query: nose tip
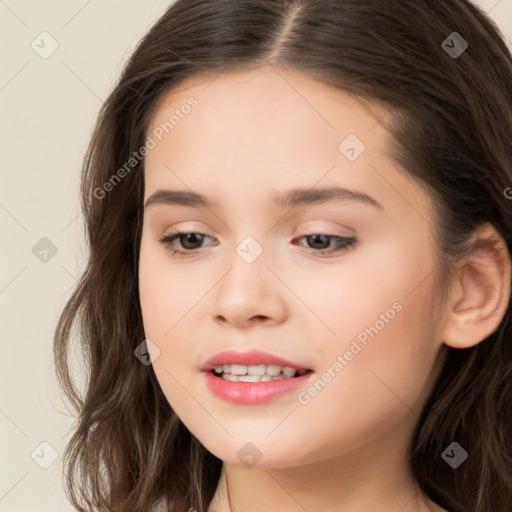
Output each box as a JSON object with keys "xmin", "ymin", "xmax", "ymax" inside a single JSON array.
[
  {"xmin": 212, "ymin": 257, "xmax": 288, "ymax": 328},
  {"xmin": 216, "ymin": 313, "xmax": 270, "ymax": 326}
]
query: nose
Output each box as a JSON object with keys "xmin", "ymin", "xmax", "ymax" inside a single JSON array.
[{"xmin": 212, "ymin": 252, "xmax": 288, "ymax": 329}]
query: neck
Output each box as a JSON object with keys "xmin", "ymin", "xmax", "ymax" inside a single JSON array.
[{"xmin": 208, "ymin": 412, "xmax": 445, "ymax": 512}]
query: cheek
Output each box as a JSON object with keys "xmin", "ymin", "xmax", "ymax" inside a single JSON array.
[
  {"xmin": 333, "ymin": 302, "xmax": 438, "ymax": 430},
  {"xmin": 286, "ymin": 283, "xmax": 439, "ymax": 464},
  {"xmin": 139, "ymin": 238, "xmax": 187, "ymax": 377},
  {"xmin": 139, "ymin": 235, "xmax": 200, "ymax": 335},
  {"xmin": 299, "ymin": 242, "xmax": 440, "ymax": 416},
  {"xmin": 138, "ymin": 234, "xmax": 212, "ymax": 384},
  {"xmin": 139, "ymin": 241, "xmax": 170, "ymax": 335}
]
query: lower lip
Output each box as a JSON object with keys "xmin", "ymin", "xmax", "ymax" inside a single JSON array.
[{"xmin": 203, "ymin": 370, "xmax": 313, "ymax": 404}]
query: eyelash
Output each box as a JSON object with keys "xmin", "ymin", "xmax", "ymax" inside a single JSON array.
[{"xmin": 158, "ymin": 231, "xmax": 358, "ymax": 257}]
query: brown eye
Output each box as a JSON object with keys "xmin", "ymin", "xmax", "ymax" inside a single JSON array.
[
  {"xmin": 158, "ymin": 232, "xmax": 357, "ymax": 257},
  {"xmin": 305, "ymin": 234, "xmax": 332, "ymax": 250},
  {"xmin": 293, "ymin": 234, "xmax": 357, "ymax": 255},
  {"xmin": 176, "ymin": 232, "xmax": 206, "ymax": 250},
  {"xmin": 159, "ymin": 232, "xmax": 215, "ymax": 255}
]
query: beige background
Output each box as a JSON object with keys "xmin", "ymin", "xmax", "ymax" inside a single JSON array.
[{"xmin": 1, "ymin": 1, "xmax": 511, "ymax": 510}]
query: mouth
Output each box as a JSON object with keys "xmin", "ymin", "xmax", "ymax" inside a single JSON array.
[
  {"xmin": 202, "ymin": 350, "xmax": 315, "ymax": 404},
  {"xmin": 210, "ymin": 364, "xmax": 313, "ymax": 382}
]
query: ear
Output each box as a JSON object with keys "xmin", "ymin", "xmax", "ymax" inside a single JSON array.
[{"xmin": 442, "ymin": 222, "xmax": 511, "ymax": 349}]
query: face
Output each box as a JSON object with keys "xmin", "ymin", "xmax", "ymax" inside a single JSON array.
[{"xmin": 139, "ymin": 65, "xmax": 447, "ymax": 468}]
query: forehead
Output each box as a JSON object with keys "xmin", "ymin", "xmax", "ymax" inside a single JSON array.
[
  {"xmin": 147, "ymin": 65, "xmax": 387, "ymax": 140},
  {"xmin": 143, "ymin": 65, "xmax": 431, "ymax": 223},
  {"xmin": 145, "ymin": 66, "xmax": 388, "ymax": 176}
]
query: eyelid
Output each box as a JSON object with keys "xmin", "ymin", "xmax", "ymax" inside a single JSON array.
[
  {"xmin": 158, "ymin": 230, "xmax": 358, "ymax": 258},
  {"xmin": 297, "ymin": 220, "xmax": 356, "ymax": 237}
]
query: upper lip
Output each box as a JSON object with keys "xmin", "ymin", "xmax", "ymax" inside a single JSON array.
[{"xmin": 201, "ymin": 349, "xmax": 311, "ymax": 372}]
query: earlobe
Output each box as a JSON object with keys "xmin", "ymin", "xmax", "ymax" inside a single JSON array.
[{"xmin": 442, "ymin": 223, "xmax": 511, "ymax": 349}]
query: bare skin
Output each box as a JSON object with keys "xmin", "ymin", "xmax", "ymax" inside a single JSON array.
[
  {"xmin": 208, "ymin": 465, "xmax": 449, "ymax": 512},
  {"xmin": 138, "ymin": 65, "xmax": 510, "ymax": 512}
]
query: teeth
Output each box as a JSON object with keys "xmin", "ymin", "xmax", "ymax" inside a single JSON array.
[
  {"xmin": 231, "ymin": 364, "xmax": 248, "ymax": 375},
  {"xmin": 248, "ymin": 365, "xmax": 266, "ymax": 376},
  {"xmin": 266, "ymin": 365, "xmax": 282, "ymax": 376},
  {"xmin": 221, "ymin": 373, "xmax": 290, "ymax": 382},
  {"xmin": 237, "ymin": 375, "xmax": 263, "ymax": 382},
  {"xmin": 212, "ymin": 363, "xmax": 309, "ymax": 381},
  {"xmin": 222, "ymin": 373, "xmax": 240, "ymax": 382},
  {"xmin": 282, "ymin": 367, "xmax": 296, "ymax": 377}
]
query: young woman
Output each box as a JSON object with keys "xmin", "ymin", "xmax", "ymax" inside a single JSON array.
[{"xmin": 54, "ymin": 1, "xmax": 512, "ymax": 511}]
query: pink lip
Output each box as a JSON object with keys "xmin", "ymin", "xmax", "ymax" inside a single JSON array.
[
  {"xmin": 201, "ymin": 349, "xmax": 314, "ymax": 405},
  {"xmin": 203, "ymin": 371, "xmax": 313, "ymax": 405},
  {"xmin": 201, "ymin": 349, "xmax": 311, "ymax": 372}
]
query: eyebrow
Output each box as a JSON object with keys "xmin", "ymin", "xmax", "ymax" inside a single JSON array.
[{"xmin": 143, "ymin": 186, "xmax": 383, "ymax": 210}]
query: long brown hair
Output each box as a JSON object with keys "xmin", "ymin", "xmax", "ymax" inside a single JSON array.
[{"xmin": 54, "ymin": 1, "xmax": 512, "ymax": 510}]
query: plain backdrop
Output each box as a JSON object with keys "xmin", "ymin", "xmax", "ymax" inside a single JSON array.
[{"xmin": 1, "ymin": 1, "xmax": 511, "ymax": 510}]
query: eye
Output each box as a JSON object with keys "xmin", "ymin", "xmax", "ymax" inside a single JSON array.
[
  {"xmin": 158, "ymin": 232, "xmax": 357, "ymax": 257},
  {"xmin": 292, "ymin": 234, "xmax": 357, "ymax": 256},
  {"xmin": 158, "ymin": 231, "xmax": 216, "ymax": 256}
]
